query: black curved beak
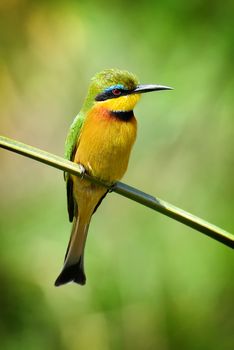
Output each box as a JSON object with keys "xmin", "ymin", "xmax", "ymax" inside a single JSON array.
[{"xmin": 132, "ymin": 84, "xmax": 173, "ymax": 94}]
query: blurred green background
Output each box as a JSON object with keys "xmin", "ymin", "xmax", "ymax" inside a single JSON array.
[{"xmin": 0, "ymin": 0, "xmax": 233, "ymax": 349}]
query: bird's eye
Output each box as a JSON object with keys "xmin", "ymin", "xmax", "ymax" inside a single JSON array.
[{"xmin": 112, "ymin": 88, "xmax": 121, "ymax": 96}]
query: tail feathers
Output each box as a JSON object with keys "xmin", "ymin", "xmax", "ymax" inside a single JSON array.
[
  {"xmin": 54, "ymin": 255, "xmax": 86, "ymax": 286},
  {"xmin": 55, "ymin": 210, "xmax": 90, "ymax": 287}
]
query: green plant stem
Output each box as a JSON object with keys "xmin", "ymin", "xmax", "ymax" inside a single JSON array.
[{"xmin": 0, "ymin": 135, "xmax": 233, "ymax": 249}]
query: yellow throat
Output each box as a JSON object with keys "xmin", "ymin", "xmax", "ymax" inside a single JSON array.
[{"xmin": 97, "ymin": 93, "xmax": 141, "ymax": 112}]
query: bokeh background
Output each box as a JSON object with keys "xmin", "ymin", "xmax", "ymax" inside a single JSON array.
[{"xmin": 0, "ymin": 0, "xmax": 233, "ymax": 349}]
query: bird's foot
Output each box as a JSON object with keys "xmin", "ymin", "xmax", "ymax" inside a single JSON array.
[
  {"xmin": 78, "ymin": 163, "xmax": 86, "ymax": 179},
  {"xmin": 108, "ymin": 182, "xmax": 117, "ymax": 193}
]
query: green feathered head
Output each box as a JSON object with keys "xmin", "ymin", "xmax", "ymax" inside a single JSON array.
[{"xmin": 81, "ymin": 68, "xmax": 139, "ymax": 113}]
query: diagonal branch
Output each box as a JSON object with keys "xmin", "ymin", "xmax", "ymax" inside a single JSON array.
[{"xmin": 0, "ymin": 135, "xmax": 233, "ymax": 249}]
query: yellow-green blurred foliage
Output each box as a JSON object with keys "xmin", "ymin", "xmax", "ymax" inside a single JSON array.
[{"xmin": 0, "ymin": 0, "xmax": 233, "ymax": 349}]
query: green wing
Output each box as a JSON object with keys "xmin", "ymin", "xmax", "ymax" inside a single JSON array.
[
  {"xmin": 65, "ymin": 112, "xmax": 85, "ymax": 161},
  {"xmin": 65, "ymin": 112, "xmax": 85, "ymax": 222}
]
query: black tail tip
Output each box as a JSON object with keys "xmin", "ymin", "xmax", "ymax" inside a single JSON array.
[{"xmin": 54, "ymin": 261, "xmax": 86, "ymax": 287}]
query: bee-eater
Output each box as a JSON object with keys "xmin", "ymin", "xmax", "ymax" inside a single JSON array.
[{"xmin": 55, "ymin": 68, "xmax": 172, "ymax": 286}]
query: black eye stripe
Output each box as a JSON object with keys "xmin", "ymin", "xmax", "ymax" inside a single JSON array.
[
  {"xmin": 95, "ymin": 90, "xmax": 114, "ymax": 101},
  {"xmin": 95, "ymin": 88, "xmax": 131, "ymax": 101}
]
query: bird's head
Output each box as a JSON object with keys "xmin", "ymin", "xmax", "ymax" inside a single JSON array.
[{"xmin": 81, "ymin": 68, "xmax": 172, "ymax": 113}]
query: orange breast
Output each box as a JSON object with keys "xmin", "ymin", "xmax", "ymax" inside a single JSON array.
[{"xmin": 74, "ymin": 106, "xmax": 137, "ymax": 182}]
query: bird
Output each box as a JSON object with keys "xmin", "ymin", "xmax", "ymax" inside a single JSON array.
[{"xmin": 55, "ymin": 68, "xmax": 172, "ymax": 286}]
